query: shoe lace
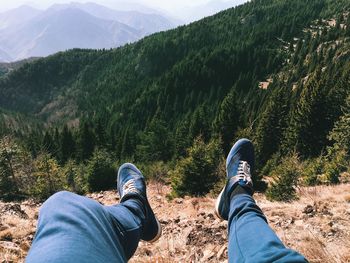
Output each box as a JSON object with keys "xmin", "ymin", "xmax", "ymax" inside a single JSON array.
[
  {"xmin": 236, "ymin": 161, "xmax": 251, "ymax": 183},
  {"xmin": 123, "ymin": 179, "xmax": 140, "ymax": 196}
]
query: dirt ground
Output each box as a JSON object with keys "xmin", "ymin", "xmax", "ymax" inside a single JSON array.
[{"xmin": 1, "ymin": 184, "xmax": 350, "ymax": 262}]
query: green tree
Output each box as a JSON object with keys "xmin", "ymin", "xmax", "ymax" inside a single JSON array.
[
  {"xmin": 42, "ymin": 131, "xmax": 57, "ymax": 155},
  {"xmin": 266, "ymin": 153, "xmax": 301, "ymax": 202},
  {"xmin": 189, "ymin": 105, "xmax": 211, "ymax": 142},
  {"xmin": 60, "ymin": 160, "xmax": 88, "ymax": 194},
  {"xmin": 0, "ymin": 138, "xmax": 19, "ymax": 199},
  {"xmin": 255, "ymin": 88, "xmax": 289, "ymax": 166},
  {"xmin": 77, "ymin": 122, "xmax": 95, "ymax": 161},
  {"xmin": 214, "ymin": 89, "xmax": 240, "ymax": 154},
  {"xmin": 283, "ymin": 72, "xmax": 329, "ymax": 157},
  {"xmin": 87, "ymin": 149, "xmax": 115, "ymax": 192},
  {"xmin": 136, "ymin": 116, "xmax": 173, "ymax": 162},
  {"xmin": 174, "ymin": 117, "xmax": 191, "ymax": 158},
  {"xmin": 0, "ymin": 136, "xmax": 32, "ymax": 199},
  {"xmin": 32, "ymin": 152, "xmax": 64, "ymax": 199},
  {"xmin": 60, "ymin": 125, "xmax": 76, "ymax": 163},
  {"xmin": 171, "ymin": 136, "xmax": 222, "ymax": 197},
  {"xmin": 328, "ymin": 94, "xmax": 350, "ymax": 154}
]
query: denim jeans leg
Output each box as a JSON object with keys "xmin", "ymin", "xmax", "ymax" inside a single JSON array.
[
  {"xmin": 26, "ymin": 191, "xmax": 143, "ymax": 263},
  {"xmin": 104, "ymin": 198, "xmax": 146, "ymax": 259},
  {"xmin": 228, "ymin": 194, "xmax": 308, "ymax": 263}
]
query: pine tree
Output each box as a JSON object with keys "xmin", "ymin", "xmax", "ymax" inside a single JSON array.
[
  {"xmin": 136, "ymin": 115, "xmax": 173, "ymax": 162},
  {"xmin": 77, "ymin": 122, "xmax": 95, "ymax": 161},
  {"xmin": 60, "ymin": 125, "xmax": 76, "ymax": 163},
  {"xmin": 96, "ymin": 119, "xmax": 107, "ymax": 148},
  {"xmin": 32, "ymin": 152, "xmax": 63, "ymax": 199},
  {"xmin": 189, "ymin": 105, "xmax": 211, "ymax": 142},
  {"xmin": 266, "ymin": 153, "xmax": 301, "ymax": 201},
  {"xmin": 171, "ymin": 136, "xmax": 222, "ymax": 197},
  {"xmin": 283, "ymin": 71, "xmax": 329, "ymax": 157},
  {"xmin": 214, "ymin": 89, "xmax": 240, "ymax": 154},
  {"xmin": 255, "ymin": 88, "xmax": 289, "ymax": 166},
  {"xmin": 42, "ymin": 131, "xmax": 56, "ymax": 155},
  {"xmin": 120, "ymin": 126, "xmax": 133, "ymax": 159},
  {"xmin": 0, "ymin": 137, "xmax": 23, "ymax": 199},
  {"xmin": 86, "ymin": 149, "xmax": 115, "ymax": 192},
  {"xmin": 328, "ymin": 94, "xmax": 350, "ymax": 153},
  {"xmin": 174, "ymin": 117, "xmax": 191, "ymax": 158}
]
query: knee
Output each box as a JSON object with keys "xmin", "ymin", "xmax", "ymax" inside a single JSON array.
[
  {"xmin": 46, "ymin": 191, "xmax": 75, "ymax": 204},
  {"xmin": 40, "ymin": 191, "xmax": 77, "ymax": 214}
]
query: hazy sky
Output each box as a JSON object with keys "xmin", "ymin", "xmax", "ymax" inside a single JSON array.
[{"xmin": 0, "ymin": 0, "xmax": 220, "ymax": 12}]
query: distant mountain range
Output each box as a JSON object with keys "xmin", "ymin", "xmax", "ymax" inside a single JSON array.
[
  {"xmin": 0, "ymin": 1, "xmax": 249, "ymax": 62},
  {"xmin": 0, "ymin": 3, "xmax": 177, "ymax": 62}
]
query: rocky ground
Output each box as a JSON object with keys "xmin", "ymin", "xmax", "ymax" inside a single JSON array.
[{"xmin": 1, "ymin": 184, "xmax": 350, "ymax": 263}]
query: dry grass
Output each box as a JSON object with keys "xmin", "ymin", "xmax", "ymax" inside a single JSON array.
[{"xmin": 1, "ymin": 183, "xmax": 350, "ymax": 262}]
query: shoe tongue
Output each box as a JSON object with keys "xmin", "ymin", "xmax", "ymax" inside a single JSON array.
[{"xmin": 241, "ymin": 161, "xmax": 250, "ymax": 175}]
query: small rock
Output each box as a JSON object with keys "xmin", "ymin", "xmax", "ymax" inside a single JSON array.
[
  {"xmin": 159, "ymin": 219, "xmax": 169, "ymax": 225},
  {"xmin": 174, "ymin": 198, "xmax": 183, "ymax": 204},
  {"xmin": 206, "ymin": 213, "xmax": 215, "ymax": 220},
  {"xmin": 199, "ymin": 212, "xmax": 206, "ymax": 217},
  {"xmin": 303, "ymin": 205, "xmax": 315, "ymax": 216}
]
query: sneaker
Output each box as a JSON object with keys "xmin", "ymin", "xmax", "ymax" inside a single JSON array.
[
  {"xmin": 117, "ymin": 163, "xmax": 162, "ymax": 242},
  {"xmin": 215, "ymin": 138, "xmax": 255, "ymax": 220}
]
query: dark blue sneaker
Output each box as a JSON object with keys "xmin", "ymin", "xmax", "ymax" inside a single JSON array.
[
  {"xmin": 215, "ymin": 139, "xmax": 255, "ymax": 220},
  {"xmin": 117, "ymin": 163, "xmax": 162, "ymax": 242}
]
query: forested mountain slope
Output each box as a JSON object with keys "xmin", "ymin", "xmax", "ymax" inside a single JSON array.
[{"xmin": 0, "ymin": 0, "xmax": 349, "ymax": 199}]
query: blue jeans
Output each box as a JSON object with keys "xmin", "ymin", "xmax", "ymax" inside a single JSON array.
[
  {"xmin": 26, "ymin": 191, "xmax": 144, "ymax": 262},
  {"xmin": 228, "ymin": 194, "xmax": 307, "ymax": 262},
  {"xmin": 27, "ymin": 191, "xmax": 307, "ymax": 263}
]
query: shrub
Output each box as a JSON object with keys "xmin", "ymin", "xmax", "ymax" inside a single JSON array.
[
  {"xmin": 138, "ymin": 161, "xmax": 169, "ymax": 182},
  {"xmin": 209, "ymin": 157, "xmax": 226, "ymax": 197},
  {"xmin": 87, "ymin": 149, "xmax": 116, "ymax": 192},
  {"xmin": 259, "ymin": 153, "xmax": 281, "ymax": 178},
  {"xmin": 32, "ymin": 153, "xmax": 65, "ymax": 200},
  {"xmin": 60, "ymin": 160, "xmax": 88, "ymax": 194},
  {"xmin": 322, "ymin": 149, "xmax": 347, "ymax": 184},
  {"xmin": 0, "ymin": 136, "xmax": 33, "ymax": 200},
  {"xmin": 171, "ymin": 136, "xmax": 222, "ymax": 197},
  {"xmin": 266, "ymin": 153, "xmax": 301, "ymax": 202},
  {"xmin": 301, "ymin": 156, "xmax": 324, "ymax": 186}
]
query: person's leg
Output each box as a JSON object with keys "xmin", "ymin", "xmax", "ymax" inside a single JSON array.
[
  {"xmin": 228, "ymin": 189, "xmax": 307, "ymax": 263},
  {"xmin": 27, "ymin": 163, "xmax": 161, "ymax": 263},
  {"xmin": 215, "ymin": 139, "xmax": 307, "ymax": 263},
  {"xmin": 26, "ymin": 191, "xmax": 143, "ymax": 262}
]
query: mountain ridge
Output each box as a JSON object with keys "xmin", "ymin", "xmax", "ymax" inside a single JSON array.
[{"xmin": 0, "ymin": 3, "xmax": 177, "ymax": 62}]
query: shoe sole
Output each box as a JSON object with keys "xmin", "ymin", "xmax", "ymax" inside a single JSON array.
[
  {"xmin": 147, "ymin": 216, "xmax": 162, "ymax": 243},
  {"xmin": 214, "ymin": 187, "xmax": 225, "ymax": 221}
]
